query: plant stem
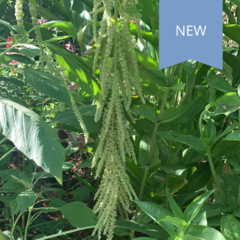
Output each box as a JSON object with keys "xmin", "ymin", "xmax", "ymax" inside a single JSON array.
[
  {"xmin": 10, "ymin": 212, "xmax": 22, "ymax": 240},
  {"xmin": 38, "ymin": 226, "xmax": 95, "ymax": 240},
  {"xmin": 24, "ymin": 208, "xmax": 32, "ymax": 240},
  {"xmin": 117, "ymin": 201, "xmax": 125, "ymax": 220},
  {"xmin": 207, "ymin": 151, "xmax": 227, "ymax": 206},
  {"xmin": 0, "ymin": 146, "xmax": 16, "ymax": 162},
  {"xmin": 0, "ymin": 137, "xmax": 7, "ymax": 145}
]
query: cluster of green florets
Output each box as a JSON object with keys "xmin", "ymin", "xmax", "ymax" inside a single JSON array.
[{"xmin": 91, "ymin": 0, "xmax": 145, "ymax": 239}]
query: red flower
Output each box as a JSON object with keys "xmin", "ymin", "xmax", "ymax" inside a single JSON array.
[
  {"xmin": 37, "ymin": 19, "xmax": 41, "ymax": 24},
  {"xmin": 6, "ymin": 36, "xmax": 12, "ymax": 48},
  {"xmin": 12, "ymin": 68, "xmax": 16, "ymax": 72},
  {"xmin": 130, "ymin": 20, "xmax": 136, "ymax": 24},
  {"xmin": 10, "ymin": 60, "xmax": 17, "ymax": 64}
]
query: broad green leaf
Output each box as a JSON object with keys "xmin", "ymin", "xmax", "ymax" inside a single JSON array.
[
  {"xmin": 205, "ymin": 92, "xmax": 240, "ymax": 117},
  {"xmin": 160, "ymin": 102, "xmax": 192, "ymax": 123},
  {"xmin": 136, "ymin": 105, "xmax": 157, "ymax": 123},
  {"xmin": 181, "ymin": 162, "xmax": 211, "ymax": 193},
  {"xmin": 116, "ymin": 220, "xmax": 168, "ymax": 239},
  {"xmin": 18, "ymin": 44, "xmax": 40, "ymax": 58},
  {"xmin": 16, "ymin": 190, "xmax": 36, "ymax": 213},
  {"xmin": 37, "ymin": 4, "xmax": 61, "ymax": 21},
  {"xmin": 135, "ymin": 49, "xmax": 158, "ymax": 69},
  {"xmin": 133, "ymin": 201, "xmax": 178, "ymax": 238},
  {"xmin": 156, "ymin": 131, "xmax": 205, "ymax": 154},
  {"xmin": 184, "ymin": 225, "xmax": 226, "ymax": 240},
  {"xmin": 173, "ymin": 95, "xmax": 207, "ymax": 124},
  {"xmin": 49, "ymin": 46, "xmax": 99, "ymax": 98},
  {"xmin": 224, "ymin": 129, "xmax": 240, "ymax": 141},
  {"xmin": 60, "ymin": 202, "xmax": 96, "ymax": 227},
  {"xmin": 223, "ymin": 2, "xmax": 236, "ymax": 24},
  {"xmin": 168, "ymin": 83, "xmax": 185, "ymax": 91},
  {"xmin": 184, "ymin": 190, "xmax": 215, "ymax": 224},
  {"xmin": 0, "ymin": 76, "xmax": 26, "ymax": 87},
  {"xmin": 138, "ymin": 133, "xmax": 159, "ymax": 166},
  {"xmin": 71, "ymin": 186, "xmax": 90, "ymax": 202},
  {"xmin": 0, "ymin": 98, "xmax": 65, "ymax": 183},
  {"xmin": 190, "ymin": 211, "xmax": 207, "ymax": 227},
  {"xmin": 203, "ymin": 75, "xmax": 235, "ymax": 93},
  {"xmin": 11, "ymin": 25, "xmax": 28, "ymax": 36},
  {"xmin": 157, "ymin": 216, "xmax": 188, "ymax": 229},
  {"xmin": 40, "ymin": 21, "xmax": 75, "ymax": 35},
  {"xmin": 138, "ymin": 66, "xmax": 165, "ymax": 98},
  {"xmin": 221, "ymin": 214, "xmax": 240, "ymax": 240},
  {"xmin": 166, "ymin": 189, "xmax": 184, "ymax": 220},
  {"xmin": 23, "ymin": 69, "xmax": 72, "ymax": 106},
  {"xmin": 52, "ymin": 105, "xmax": 101, "ymax": 133}
]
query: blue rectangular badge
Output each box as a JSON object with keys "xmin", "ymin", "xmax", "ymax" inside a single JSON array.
[{"xmin": 159, "ymin": 0, "xmax": 222, "ymax": 70}]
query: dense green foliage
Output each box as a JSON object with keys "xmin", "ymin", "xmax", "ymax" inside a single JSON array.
[{"xmin": 0, "ymin": 0, "xmax": 240, "ymax": 240}]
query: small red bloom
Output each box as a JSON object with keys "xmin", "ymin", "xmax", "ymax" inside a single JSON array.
[
  {"xmin": 6, "ymin": 36, "xmax": 12, "ymax": 48},
  {"xmin": 130, "ymin": 20, "xmax": 136, "ymax": 24},
  {"xmin": 10, "ymin": 60, "xmax": 17, "ymax": 64}
]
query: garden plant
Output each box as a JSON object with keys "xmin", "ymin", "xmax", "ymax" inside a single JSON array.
[{"xmin": 1, "ymin": 0, "xmax": 240, "ymax": 240}]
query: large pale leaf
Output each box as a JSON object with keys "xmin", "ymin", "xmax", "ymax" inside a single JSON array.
[
  {"xmin": 23, "ymin": 69, "xmax": 72, "ymax": 106},
  {"xmin": 0, "ymin": 98, "xmax": 65, "ymax": 183}
]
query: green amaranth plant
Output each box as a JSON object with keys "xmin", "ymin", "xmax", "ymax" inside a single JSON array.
[{"xmin": 91, "ymin": 0, "xmax": 145, "ymax": 239}]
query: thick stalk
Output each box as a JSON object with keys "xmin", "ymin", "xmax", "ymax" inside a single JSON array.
[{"xmin": 207, "ymin": 151, "xmax": 227, "ymax": 206}]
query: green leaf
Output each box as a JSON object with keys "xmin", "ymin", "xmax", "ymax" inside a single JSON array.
[
  {"xmin": 182, "ymin": 60, "xmax": 197, "ymax": 77},
  {"xmin": 0, "ymin": 56, "xmax": 11, "ymax": 64},
  {"xmin": 135, "ymin": 49, "xmax": 158, "ymax": 69},
  {"xmin": 157, "ymin": 216, "xmax": 188, "ymax": 229},
  {"xmin": 133, "ymin": 238, "xmax": 157, "ymax": 240},
  {"xmin": 115, "ymin": 220, "xmax": 168, "ymax": 239},
  {"xmin": 18, "ymin": 44, "xmax": 40, "ymax": 58},
  {"xmin": 205, "ymin": 92, "xmax": 240, "ymax": 117},
  {"xmin": 72, "ymin": 186, "xmax": 90, "ymax": 202},
  {"xmin": 160, "ymin": 102, "xmax": 192, "ymax": 123},
  {"xmin": 0, "ymin": 77, "xmax": 26, "ymax": 87},
  {"xmin": 136, "ymin": 105, "xmax": 157, "ymax": 123},
  {"xmin": 221, "ymin": 214, "xmax": 240, "ymax": 240},
  {"xmin": 204, "ymin": 75, "xmax": 235, "ymax": 93},
  {"xmin": 133, "ymin": 201, "xmax": 178, "ymax": 238},
  {"xmin": 49, "ymin": 46, "xmax": 99, "ymax": 98},
  {"xmin": 156, "ymin": 131, "xmax": 205, "ymax": 154},
  {"xmin": 203, "ymin": 121, "xmax": 217, "ymax": 140},
  {"xmin": 168, "ymin": 83, "xmax": 185, "ymax": 91},
  {"xmin": 184, "ymin": 225, "xmax": 226, "ymax": 240},
  {"xmin": 8, "ymin": 54, "xmax": 35, "ymax": 64},
  {"xmin": 223, "ymin": 24, "xmax": 240, "ymax": 45},
  {"xmin": 223, "ymin": 129, "xmax": 240, "ymax": 141},
  {"xmin": 23, "ymin": 69, "xmax": 72, "ymax": 106},
  {"xmin": 52, "ymin": 105, "xmax": 101, "ymax": 133},
  {"xmin": 16, "ymin": 190, "xmax": 36, "ymax": 213},
  {"xmin": 138, "ymin": 133, "xmax": 159, "ymax": 167},
  {"xmin": 60, "ymin": 202, "xmax": 96, "ymax": 227},
  {"xmin": 166, "ymin": 189, "xmax": 184, "ymax": 220},
  {"xmin": 0, "ymin": 229, "xmax": 8, "ymax": 240},
  {"xmin": 40, "ymin": 21, "xmax": 75, "ymax": 35},
  {"xmin": 0, "ymin": 98, "xmax": 65, "ymax": 183},
  {"xmin": 184, "ymin": 190, "xmax": 215, "ymax": 224}
]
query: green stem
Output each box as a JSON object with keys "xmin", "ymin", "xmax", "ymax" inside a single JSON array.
[
  {"xmin": 0, "ymin": 137, "xmax": 7, "ymax": 145},
  {"xmin": 24, "ymin": 209, "xmax": 32, "ymax": 240},
  {"xmin": 207, "ymin": 151, "xmax": 227, "ymax": 206},
  {"xmin": 117, "ymin": 201, "xmax": 125, "ymax": 220},
  {"xmin": 10, "ymin": 212, "xmax": 23, "ymax": 240},
  {"xmin": 38, "ymin": 226, "xmax": 95, "ymax": 240},
  {"xmin": 0, "ymin": 146, "xmax": 16, "ymax": 162}
]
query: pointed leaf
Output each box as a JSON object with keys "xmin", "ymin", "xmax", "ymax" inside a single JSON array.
[
  {"xmin": 0, "ymin": 98, "xmax": 65, "ymax": 183},
  {"xmin": 184, "ymin": 190, "xmax": 215, "ymax": 224},
  {"xmin": 157, "ymin": 216, "xmax": 188, "ymax": 229},
  {"xmin": 221, "ymin": 214, "xmax": 240, "ymax": 240},
  {"xmin": 23, "ymin": 69, "xmax": 72, "ymax": 106},
  {"xmin": 184, "ymin": 225, "xmax": 226, "ymax": 240},
  {"xmin": 16, "ymin": 190, "xmax": 36, "ymax": 213}
]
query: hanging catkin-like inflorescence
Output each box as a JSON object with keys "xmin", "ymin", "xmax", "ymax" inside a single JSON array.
[
  {"xmin": 15, "ymin": 0, "xmax": 24, "ymax": 29},
  {"xmin": 91, "ymin": 0, "xmax": 145, "ymax": 239},
  {"xmin": 29, "ymin": 0, "xmax": 44, "ymax": 70}
]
